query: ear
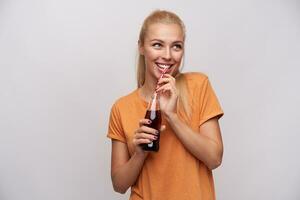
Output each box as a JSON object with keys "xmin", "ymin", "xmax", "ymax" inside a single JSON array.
[{"xmin": 138, "ymin": 40, "xmax": 144, "ymax": 55}]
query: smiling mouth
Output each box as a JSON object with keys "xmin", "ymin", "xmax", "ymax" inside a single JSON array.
[{"xmin": 156, "ymin": 63, "xmax": 173, "ymax": 71}]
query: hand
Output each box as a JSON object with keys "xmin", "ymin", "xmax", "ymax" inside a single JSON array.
[
  {"xmin": 156, "ymin": 74, "xmax": 178, "ymax": 116},
  {"xmin": 132, "ymin": 119, "xmax": 166, "ymax": 156}
]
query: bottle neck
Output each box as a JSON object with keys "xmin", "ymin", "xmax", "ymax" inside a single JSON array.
[{"xmin": 148, "ymin": 92, "xmax": 160, "ymax": 111}]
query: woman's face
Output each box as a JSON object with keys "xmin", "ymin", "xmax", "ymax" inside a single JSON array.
[{"xmin": 139, "ymin": 23, "xmax": 184, "ymax": 80}]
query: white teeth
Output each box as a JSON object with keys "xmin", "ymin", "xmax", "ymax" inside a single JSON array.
[{"xmin": 157, "ymin": 64, "xmax": 171, "ymax": 69}]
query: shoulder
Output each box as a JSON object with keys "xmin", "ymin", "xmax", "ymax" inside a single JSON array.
[
  {"xmin": 181, "ymin": 72, "xmax": 209, "ymax": 87},
  {"xmin": 111, "ymin": 89, "xmax": 139, "ymax": 111},
  {"xmin": 182, "ymin": 72, "xmax": 208, "ymax": 81}
]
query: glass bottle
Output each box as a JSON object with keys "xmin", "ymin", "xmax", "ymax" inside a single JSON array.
[{"xmin": 140, "ymin": 92, "xmax": 161, "ymax": 152}]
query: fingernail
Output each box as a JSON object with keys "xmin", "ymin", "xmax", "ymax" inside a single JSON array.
[{"xmin": 153, "ymin": 136, "xmax": 158, "ymax": 140}]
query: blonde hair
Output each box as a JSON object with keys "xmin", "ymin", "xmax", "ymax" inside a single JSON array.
[{"xmin": 136, "ymin": 10, "xmax": 191, "ymax": 119}]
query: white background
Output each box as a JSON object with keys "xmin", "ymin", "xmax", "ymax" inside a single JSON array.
[{"xmin": 0, "ymin": 0, "xmax": 299, "ymax": 199}]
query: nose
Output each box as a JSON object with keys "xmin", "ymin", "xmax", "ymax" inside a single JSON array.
[{"xmin": 162, "ymin": 47, "xmax": 172, "ymax": 60}]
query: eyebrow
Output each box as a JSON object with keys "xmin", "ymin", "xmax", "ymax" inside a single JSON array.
[{"xmin": 150, "ymin": 39, "xmax": 184, "ymax": 44}]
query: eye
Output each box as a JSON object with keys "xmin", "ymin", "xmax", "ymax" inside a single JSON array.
[
  {"xmin": 173, "ymin": 44, "xmax": 182, "ymax": 50},
  {"xmin": 152, "ymin": 43, "xmax": 162, "ymax": 48}
]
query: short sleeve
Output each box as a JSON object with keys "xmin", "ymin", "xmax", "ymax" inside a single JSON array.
[
  {"xmin": 198, "ymin": 78, "xmax": 224, "ymax": 126},
  {"xmin": 107, "ymin": 103, "xmax": 126, "ymax": 143}
]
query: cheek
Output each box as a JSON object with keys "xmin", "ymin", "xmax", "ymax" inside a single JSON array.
[
  {"xmin": 144, "ymin": 49, "xmax": 158, "ymax": 60},
  {"xmin": 174, "ymin": 52, "xmax": 184, "ymax": 62}
]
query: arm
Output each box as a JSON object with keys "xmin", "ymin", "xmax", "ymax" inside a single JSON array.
[
  {"xmin": 110, "ymin": 140, "xmax": 147, "ymax": 194},
  {"xmin": 110, "ymin": 119, "xmax": 161, "ymax": 194},
  {"xmin": 157, "ymin": 74, "xmax": 223, "ymax": 170},
  {"xmin": 165, "ymin": 114, "xmax": 223, "ymax": 170}
]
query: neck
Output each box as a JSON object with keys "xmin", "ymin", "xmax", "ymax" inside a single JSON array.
[{"xmin": 139, "ymin": 76, "xmax": 157, "ymax": 102}]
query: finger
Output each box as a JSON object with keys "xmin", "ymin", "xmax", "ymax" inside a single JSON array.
[
  {"xmin": 133, "ymin": 138, "xmax": 152, "ymax": 145},
  {"xmin": 156, "ymin": 84, "xmax": 173, "ymax": 93},
  {"xmin": 163, "ymin": 74, "xmax": 176, "ymax": 82},
  {"xmin": 156, "ymin": 78, "xmax": 170, "ymax": 91},
  {"xmin": 138, "ymin": 126, "xmax": 159, "ymax": 135},
  {"xmin": 135, "ymin": 132, "xmax": 158, "ymax": 140},
  {"xmin": 157, "ymin": 77, "xmax": 170, "ymax": 85},
  {"xmin": 158, "ymin": 77, "xmax": 176, "ymax": 85},
  {"xmin": 160, "ymin": 125, "xmax": 166, "ymax": 132},
  {"xmin": 163, "ymin": 73, "xmax": 173, "ymax": 78},
  {"xmin": 139, "ymin": 119, "xmax": 151, "ymax": 127},
  {"xmin": 158, "ymin": 82, "xmax": 178, "ymax": 94}
]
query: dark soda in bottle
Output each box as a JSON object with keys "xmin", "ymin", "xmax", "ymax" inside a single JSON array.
[{"xmin": 140, "ymin": 93, "xmax": 161, "ymax": 152}]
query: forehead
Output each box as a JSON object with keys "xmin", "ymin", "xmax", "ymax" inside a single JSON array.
[{"xmin": 145, "ymin": 23, "xmax": 184, "ymax": 42}]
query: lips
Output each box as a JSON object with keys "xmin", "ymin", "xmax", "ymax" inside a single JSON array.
[{"xmin": 156, "ymin": 63, "xmax": 173, "ymax": 73}]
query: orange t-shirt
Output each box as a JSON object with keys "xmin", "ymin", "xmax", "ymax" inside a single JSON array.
[{"xmin": 107, "ymin": 72, "xmax": 224, "ymax": 200}]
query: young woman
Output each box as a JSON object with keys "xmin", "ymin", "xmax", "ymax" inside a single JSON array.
[{"xmin": 107, "ymin": 10, "xmax": 224, "ymax": 200}]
